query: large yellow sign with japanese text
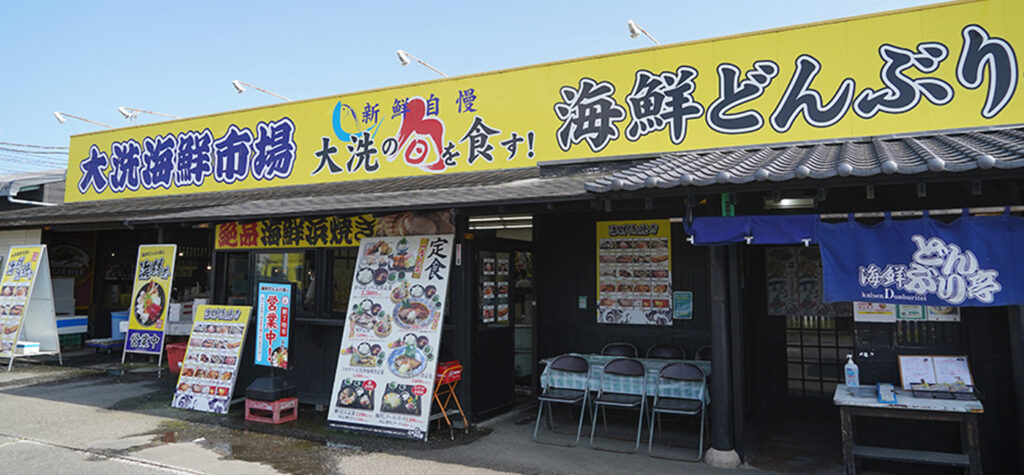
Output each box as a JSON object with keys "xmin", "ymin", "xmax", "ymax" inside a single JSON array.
[{"xmin": 66, "ymin": 0, "xmax": 1022, "ymax": 202}]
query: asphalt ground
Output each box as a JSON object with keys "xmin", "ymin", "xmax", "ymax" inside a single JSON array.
[{"xmin": 0, "ymin": 350, "xmax": 797, "ymax": 474}]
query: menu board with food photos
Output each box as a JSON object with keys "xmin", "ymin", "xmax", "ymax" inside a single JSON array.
[
  {"xmin": 0, "ymin": 245, "xmax": 61, "ymax": 367},
  {"xmin": 596, "ymin": 220, "xmax": 672, "ymax": 326},
  {"xmin": 172, "ymin": 305, "xmax": 252, "ymax": 414},
  {"xmin": 327, "ymin": 234, "xmax": 455, "ymax": 441},
  {"xmin": 479, "ymin": 252, "xmax": 511, "ymax": 324}
]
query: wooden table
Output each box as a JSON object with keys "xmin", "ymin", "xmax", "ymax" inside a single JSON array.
[{"xmin": 833, "ymin": 384, "xmax": 983, "ymax": 474}]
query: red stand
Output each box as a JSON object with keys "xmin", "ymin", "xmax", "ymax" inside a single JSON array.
[{"xmin": 245, "ymin": 397, "xmax": 298, "ymax": 424}]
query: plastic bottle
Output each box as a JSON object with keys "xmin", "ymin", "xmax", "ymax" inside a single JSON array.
[{"xmin": 844, "ymin": 354, "xmax": 860, "ymax": 387}]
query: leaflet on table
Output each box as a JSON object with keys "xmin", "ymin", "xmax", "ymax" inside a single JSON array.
[
  {"xmin": 327, "ymin": 234, "xmax": 455, "ymax": 441},
  {"xmin": 255, "ymin": 282, "xmax": 293, "ymax": 368},
  {"xmin": 596, "ymin": 220, "xmax": 672, "ymax": 326},
  {"xmin": 125, "ymin": 245, "xmax": 177, "ymax": 355},
  {"xmin": 172, "ymin": 305, "xmax": 252, "ymax": 414},
  {"xmin": 0, "ymin": 246, "xmax": 45, "ymax": 356}
]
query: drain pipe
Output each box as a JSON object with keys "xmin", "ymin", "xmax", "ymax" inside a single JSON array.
[{"xmin": 7, "ymin": 195, "xmax": 57, "ymax": 207}]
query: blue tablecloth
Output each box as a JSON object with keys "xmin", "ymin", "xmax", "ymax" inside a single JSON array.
[{"xmin": 540, "ymin": 354, "xmax": 710, "ymax": 403}]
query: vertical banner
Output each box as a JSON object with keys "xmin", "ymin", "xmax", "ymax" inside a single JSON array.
[
  {"xmin": 0, "ymin": 245, "xmax": 60, "ymax": 361},
  {"xmin": 124, "ymin": 245, "xmax": 176, "ymax": 356},
  {"xmin": 595, "ymin": 220, "xmax": 672, "ymax": 325},
  {"xmin": 255, "ymin": 282, "xmax": 294, "ymax": 368},
  {"xmin": 327, "ymin": 234, "xmax": 455, "ymax": 441},
  {"xmin": 172, "ymin": 305, "xmax": 252, "ymax": 414}
]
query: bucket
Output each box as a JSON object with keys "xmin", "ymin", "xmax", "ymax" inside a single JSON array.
[
  {"xmin": 111, "ymin": 311, "xmax": 130, "ymax": 340},
  {"xmin": 165, "ymin": 342, "xmax": 187, "ymax": 373}
]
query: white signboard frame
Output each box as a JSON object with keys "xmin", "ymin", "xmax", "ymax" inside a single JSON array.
[
  {"xmin": 0, "ymin": 245, "xmax": 61, "ymax": 371},
  {"xmin": 327, "ymin": 234, "xmax": 455, "ymax": 441}
]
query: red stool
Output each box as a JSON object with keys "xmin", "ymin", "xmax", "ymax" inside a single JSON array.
[{"xmin": 245, "ymin": 397, "xmax": 298, "ymax": 424}]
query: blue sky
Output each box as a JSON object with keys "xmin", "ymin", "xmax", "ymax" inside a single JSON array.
[{"xmin": 0, "ymin": 0, "xmax": 940, "ymax": 173}]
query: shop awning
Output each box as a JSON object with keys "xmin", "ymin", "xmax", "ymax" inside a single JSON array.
[
  {"xmin": 583, "ymin": 124, "xmax": 1024, "ymax": 193},
  {"xmin": 686, "ymin": 215, "xmax": 818, "ymax": 245},
  {"xmin": 0, "ymin": 167, "xmax": 601, "ymax": 229}
]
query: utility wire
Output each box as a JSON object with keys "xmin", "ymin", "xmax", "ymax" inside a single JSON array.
[
  {"xmin": 0, "ymin": 141, "xmax": 68, "ymax": 150},
  {"xmin": 0, "ymin": 147, "xmax": 68, "ymax": 155}
]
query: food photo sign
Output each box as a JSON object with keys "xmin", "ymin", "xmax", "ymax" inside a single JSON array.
[
  {"xmin": 123, "ymin": 244, "xmax": 176, "ymax": 360},
  {"xmin": 327, "ymin": 234, "xmax": 455, "ymax": 440},
  {"xmin": 0, "ymin": 245, "xmax": 61, "ymax": 364},
  {"xmin": 255, "ymin": 282, "xmax": 294, "ymax": 369},
  {"xmin": 172, "ymin": 305, "xmax": 252, "ymax": 414},
  {"xmin": 596, "ymin": 220, "xmax": 673, "ymax": 325}
]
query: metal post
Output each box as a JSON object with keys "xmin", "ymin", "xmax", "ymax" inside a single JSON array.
[
  {"xmin": 705, "ymin": 246, "xmax": 740, "ymax": 467},
  {"xmin": 1007, "ymin": 305, "xmax": 1024, "ymax": 471}
]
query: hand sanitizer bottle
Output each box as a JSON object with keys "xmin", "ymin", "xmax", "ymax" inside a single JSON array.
[{"xmin": 844, "ymin": 354, "xmax": 860, "ymax": 387}]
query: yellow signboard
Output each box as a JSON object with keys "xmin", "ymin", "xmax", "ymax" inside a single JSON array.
[
  {"xmin": 66, "ymin": 0, "xmax": 1022, "ymax": 202},
  {"xmin": 124, "ymin": 244, "xmax": 177, "ymax": 356},
  {"xmin": 215, "ymin": 214, "xmax": 376, "ymax": 250}
]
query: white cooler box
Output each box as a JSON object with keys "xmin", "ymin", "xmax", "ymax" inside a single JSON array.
[{"xmin": 15, "ymin": 341, "xmax": 39, "ymax": 355}]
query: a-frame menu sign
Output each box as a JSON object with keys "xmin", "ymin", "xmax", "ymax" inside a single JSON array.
[{"xmin": 0, "ymin": 245, "xmax": 62, "ymax": 371}]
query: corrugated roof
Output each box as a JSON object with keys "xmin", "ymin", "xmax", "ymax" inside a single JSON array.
[{"xmin": 584, "ymin": 125, "xmax": 1024, "ymax": 193}]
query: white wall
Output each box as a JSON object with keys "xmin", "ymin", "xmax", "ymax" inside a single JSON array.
[{"xmin": 0, "ymin": 229, "xmax": 42, "ymax": 264}]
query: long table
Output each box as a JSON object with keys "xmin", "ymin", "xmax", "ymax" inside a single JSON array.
[
  {"xmin": 833, "ymin": 384, "xmax": 983, "ymax": 474},
  {"xmin": 540, "ymin": 354, "xmax": 711, "ymax": 402}
]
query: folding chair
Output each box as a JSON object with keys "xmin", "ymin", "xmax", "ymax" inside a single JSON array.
[
  {"xmin": 590, "ymin": 358, "xmax": 646, "ymax": 453},
  {"xmin": 646, "ymin": 344, "xmax": 685, "ymax": 359},
  {"xmin": 696, "ymin": 345, "xmax": 712, "ymax": 361},
  {"xmin": 648, "ymin": 362, "xmax": 707, "ymax": 461},
  {"xmin": 600, "ymin": 342, "xmax": 638, "ymax": 357},
  {"xmin": 534, "ymin": 355, "xmax": 590, "ymax": 446}
]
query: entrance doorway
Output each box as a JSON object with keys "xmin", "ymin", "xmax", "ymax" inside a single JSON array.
[{"xmin": 470, "ymin": 237, "xmax": 536, "ymax": 419}]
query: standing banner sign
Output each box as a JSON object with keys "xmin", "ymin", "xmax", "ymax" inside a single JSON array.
[
  {"xmin": 327, "ymin": 234, "xmax": 455, "ymax": 441},
  {"xmin": 0, "ymin": 245, "xmax": 61, "ymax": 371},
  {"xmin": 172, "ymin": 305, "xmax": 252, "ymax": 414},
  {"xmin": 122, "ymin": 244, "xmax": 177, "ymax": 364},
  {"xmin": 255, "ymin": 282, "xmax": 294, "ymax": 369},
  {"xmin": 819, "ymin": 214, "xmax": 1024, "ymax": 307}
]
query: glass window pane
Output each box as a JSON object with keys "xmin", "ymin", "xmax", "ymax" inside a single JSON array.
[
  {"xmin": 788, "ymin": 363, "xmax": 803, "ymax": 379},
  {"xmin": 788, "ymin": 379, "xmax": 803, "ymax": 396},
  {"xmin": 332, "ymin": 249, "xmax": 357, "ymax": 313},
  {"xmin": 786, "ymin": 330, "xmax": 801, "ymax": 345},
  {"xmin": 225, "ymin": 254, "xmax": 250, "ymax": 306},
  {"xmin": 786, "ymin": 346, "xmax": 802, "ymax": 362},
  {"xmin": 255, "ymin": 251, "xmax": 315, "ymax": 314}
]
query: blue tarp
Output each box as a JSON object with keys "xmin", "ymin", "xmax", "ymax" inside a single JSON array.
[{"xmin": 818, "ymin": 212, "xmax": 1024, "ymax": 307}]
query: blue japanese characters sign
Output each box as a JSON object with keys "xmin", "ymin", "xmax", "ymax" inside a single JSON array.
[
  {"xmin": 255, "ymin": 281, "xmax": 294, "ymax": 369},
  {"xmin": 819, "ymin": 213, "xmax": 1024, "ymax": 307}
]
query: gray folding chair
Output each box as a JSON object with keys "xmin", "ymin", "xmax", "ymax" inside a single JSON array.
[
  {"xmin": 600, "ymin": 342, "xmax": 638, "ymax": 357},
  {"xmin": 590, "ymin": 357, "xmax": 647, "ymax": 453},
  {"xmin": 534, "ymin": 355, "xmax": 590, "ymax": 446},
  {"xmin": 696, "ymin": 345, "xmax": 712, "ymax": 361},
  {"xmin": 646, "ymin": 344, "xmax": 686, "ymax": 359},
  {"xmin": 648, "ymin": 362, "xmax": 707, "ymax": 461}
]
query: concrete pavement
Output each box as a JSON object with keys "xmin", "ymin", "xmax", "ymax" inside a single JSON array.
[{"xmin": 0, "ymin": 360, "xmax": 769, "ymax": 474}]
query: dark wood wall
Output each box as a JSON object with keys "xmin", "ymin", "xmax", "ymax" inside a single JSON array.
[{"xmin": 534, "ymin": 210, "xmax": 711, "ymax": 360}]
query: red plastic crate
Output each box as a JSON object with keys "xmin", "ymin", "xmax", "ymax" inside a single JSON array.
[{"xmin": 245, "ymin": 397, "xmax": 298, "ymax": 424}]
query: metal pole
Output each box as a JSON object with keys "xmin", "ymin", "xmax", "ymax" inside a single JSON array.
[{"xmin": 709, "ymin": 246, "xmax": 734, "ymax": 451}]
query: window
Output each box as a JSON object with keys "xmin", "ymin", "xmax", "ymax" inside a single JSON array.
[
  {"xmin": 331, "ymin": 248, "xmax": 359, "ymax": 315},
  {"xmin": 254, "ymin": 251, "xmax": 316, "ymax": 315}
]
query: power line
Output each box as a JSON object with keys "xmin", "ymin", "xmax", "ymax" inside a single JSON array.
[
  {"xmin": 0, "ymin": 147, "xmax": 68, "ymax": 155},
  {"xmin": 0, "ymin": 142, "xmax": 67, "ymax": 149}
]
